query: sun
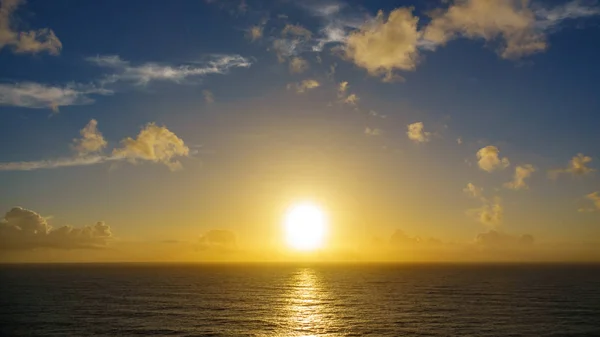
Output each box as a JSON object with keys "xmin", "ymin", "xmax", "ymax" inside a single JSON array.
[{"xmin": 284, "ymin": 203, "xmax": 327, "ymax": 251}]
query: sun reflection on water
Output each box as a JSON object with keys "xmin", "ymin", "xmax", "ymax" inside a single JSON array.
[{"xmin": 285, "ymin": 268, "xmax": 329, "ymax": 337}]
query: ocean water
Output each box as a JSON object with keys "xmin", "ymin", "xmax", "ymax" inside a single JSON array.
[{"xmin": 1, "ymin": 264, "xmax": 599, "ymax": 336}]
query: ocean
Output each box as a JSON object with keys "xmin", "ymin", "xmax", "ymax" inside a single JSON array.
[{"xmin": 1, "ymin": 263, "xmax": 599, "ymax": 336}]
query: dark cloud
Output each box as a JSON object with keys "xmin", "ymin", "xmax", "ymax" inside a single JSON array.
[{"xmin": 0, "ymin": 207, "xmax": 112, "ymax": 250}]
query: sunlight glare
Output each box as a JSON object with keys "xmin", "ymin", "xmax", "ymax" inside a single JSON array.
[{"xmin": 284, "ymin": 203, "xmax": 327, "ymax": 251}]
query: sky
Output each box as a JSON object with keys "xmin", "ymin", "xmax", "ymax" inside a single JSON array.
[{"xmin": 1, "ymin": 0, "xmax": 599, "ymax": 263}]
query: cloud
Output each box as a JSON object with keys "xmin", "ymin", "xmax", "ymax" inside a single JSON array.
[
  {"xmin": 203, "ymin": 90, "xmax": 215, "ymax": 103},
  {"xmin": 72, "ymin": 119, "xmax": 107, "ymax": 156},
  {"xmin": 343, "ymin": 93, "xmax": 359, "ymax": 105},
  {"xmin": 345, "ymin": 8, "xmax": 421, "ymax": 81},
  {"xmin": 112, "ymin": 123, "xmax": 190, "ymax": 171},
  {"xmin": 504, "ymin": 164, "xmax": 536, "ymax": 190},
  {"xmin": 407, "ymin": 122, "xmax": 431, "ymax": 143},
  {"xmin": 287, "ymin": 79, "xmax": 320, "ymax": 93},
  {"xmin": 580, "ymin": 192, "xmax": 600, "ymax": 212},
  {"xmin": 337, "ymin": 81, "xmax": 349, "ymax": 97},
  {"xmin": 87, "ymin": 54, "xmax": 252, "ymax": 86},
  {"xmin": 549, "ymin": 153, "xmax": 595, "ymax": 179},
  {"xmin": 457, "ymin": 137, "xmax": 463, "ymax": 145},
  {"xmin": 364, "ymin": 127, "xmax": 383, "ymax": 136},
  {"xmin": 0, "ymin": 82, "xmax": 112, "ymax": 111},
  {"xmin": 422, "ymin": 0, "xmax": 600, "ymax": 59},
  {"xmin": 247, "ymin": 25, "xmax": 264, "ymax": 41},
  {"xmin": 197, "ymin": 229, "xmax": 237, "ymax": 251},
  {"xmin": 463, "ymin": 183, "xmax": 484, "ymax": 199},
  {"xmin": 469, "ymin": 197, "xmax": 503, "ymax": 226},
  {"xmin": 0, "ymin": 0, "xmax": 62, "ymax": 55},
  {"xmin": 0, "ymin": 207, "xmax": 111, "ymax": 250},
  {"xmin": 289, "ymin": 56, "xmax": 309, "ymax": 74},
  {"xmin": 0, "ymin": 121, "xmax": 190, "ymax": 172},
  {"xmin": 476, "ymin": 146, "xmax": 510, "ymax": 172},
  {"xmin": 475, "ymin": 230, "xmax": 534, "ymax": 248},
  {"xmin": 282, "ymin": 24, "xmax": 313, "ymax": 39}
]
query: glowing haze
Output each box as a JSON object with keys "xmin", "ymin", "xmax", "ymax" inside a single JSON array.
[{"xmin": 1, "ymin": 0, "xmax": 600, "ymax": 263}]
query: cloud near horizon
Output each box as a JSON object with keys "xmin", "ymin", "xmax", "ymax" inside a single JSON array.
[
  {"xmin": 505, "ymin": 164, "xmax": 536, "ymax": 190},
  {"xmin": 0, "ymin": 207, "xmax": 111, "ymax": 250},
  {"xmin": 549, "ymin": 153, "xmax": 595, "ymax": 179},
  {"xmin": 0, "ymin": 121, "xmax": 190, "ymax": 171}
]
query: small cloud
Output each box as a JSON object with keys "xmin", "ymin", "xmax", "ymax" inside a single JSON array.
[
  {"xmin": 504, "ymin": 164, "xmax": 536, "ymax": 190},
  {"xmin": 282, "ymin": 23, "xmax": 313, "ymax": 39},
  {"xmin": 246, "ymin": 25, "xmax": 264, "ymax": 41},
  {"xmin": 468, "ymin": 197, "xmax": 503, "ymax": 227},
  {"xmin": 337, "ymin": 81, "xmax": 349, "ymax": 98},
  {"xmin": 287, "ymin": 79, "xmax": 320, "ymax": 93},
  {"xmin": 549, "ymin": 153, "xmax": 595, "ymax": 179},
  {"xmin": 463, "ymin": 183, "xmax": 484, "ymax": 199},
  {"xmin": 407, "ymin": 122, "xmax": 431, "ymax": 143},
  {"xmin": 582, "ymin": 192, "xmax": 600, "ymax": 212},
  {"xmin": 203, "ymin": 90, "xmax": 215, "ymax": 103},
  {"xmin": 0, "ymin": 207, "xmax": 111, "ymax": 250},
  {"xmin": 0, "ymin": 0, "xmax": 62, "ymax": 55},
  {"xmin": 457, "ymin": 137, "xmax": 463, "ymax": 145},
  {"xmin": 343, "ymin": 93, "xmax": 359, "ymax": 105},
  {"xmin": 197, "ymin": 229, "xmax": 237, "ymax": 252},
  {"xmin": 289, "ymin": 56, "xmax": 309, "ymax": 74},
  {"xmin": 345, "ymin": 8, "xmax": 420, "ymax": 81},
  {"xmin": 476, "ymin": 146, "xmax": 510, "ymax": 172},
  {"xmin": 72, "ymin": 119, "xmax": 107, "ymax": 156},
  {"xmin": 365, "ymin": 127, "xmax": 383, "ymax": 136}
]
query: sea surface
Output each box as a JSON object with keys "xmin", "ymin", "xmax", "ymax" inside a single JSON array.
[{"xmin": 1, "ymin": 263, "xmax": 600, "ymax": 336}]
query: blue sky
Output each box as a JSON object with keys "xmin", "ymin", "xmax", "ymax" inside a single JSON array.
[{"xmin": 1, "ymin": 0, "xmax": 599, "ymax": 261}]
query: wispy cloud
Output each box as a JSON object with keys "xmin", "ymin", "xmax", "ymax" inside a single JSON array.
[
  {"xmin": 287, "ymin": 79, "xmax": 320, "ymax": 93},
  {"xmin": 504, "ymin": 164, "xmax": 536, "ymax": 190},
  {"xmin": 0, "ymin": 82, "xmax": 112, "ymax": 111},
  {"xmin": 203, "ymin": 90, "xmax": 215, "ymax": 103},
  {"xmin": 86, "ymin": 54, "xmax": 252, "ymax": 86},
  {"xmin": 549, "ymin": 153, "xmax": 595, "ymax": 179},
  {"xmin": 0, "ymin": 0, "xmax": 62, "ymax": 55},
  {"xmin": 0, "ymin": 121, "xmax": 190, "ymax": 172}
]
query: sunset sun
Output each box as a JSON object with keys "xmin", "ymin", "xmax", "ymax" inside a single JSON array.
[{"xmin": 284, "ymin": 203, "xmax": 327, "ymax": 251}]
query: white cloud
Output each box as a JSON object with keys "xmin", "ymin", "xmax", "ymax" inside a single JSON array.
[
  {"xmin": 72, "ymin": 119, "xmax": 107, "ymax": 156},
  {"xmin": 345, "ymin": 8, "xmax": 421, "ymax": 81},
  {"xmin": 282, "ymin": 24, "xmax": 313, "ymax": 39},
  {"xmin": 0, "ymin": 121, "xmax": 190, "ymax": 172},
  {"xmin": 289, "ymin": 56, "xmax": 309, "ymax": 74},
  {"xmin": 457, "ymin": 137, "xmax": 463, "ymax": 145},
  {"xmin": 476, "ymin": 146, "xmax": 510, "ymax": 172},
  {"xmin": 407, "ymin": 122, "xmax": 431, "ymax": 143},
  {"xmin": 287, "ymin": 79, "xmax": 320, "ymax": 93},
  {"xmin": 87, "ymin": 54, "xmax": 252, "ymax": 86},
  {"xmin": 549, "ymin": 153, "xmax": 595, "ymax": 179},
  {"xmin": 343, "ymin": 93, "xmax": 359, "ymax": 105},
  {"xmin": 203, "ymin": 90, "xmax": 215, "ymax": 103},
  {"xmin": 0, "ymin": 82, "xmax": 112, "ymax": 111},
  {"xmin": 0, "ymin": 207, "xmax": 111, "ymax": 250},
  {"xmin": 0, "ymin": 0, "xmax": 62, "ymax": 55},
  {"xmin": 504, "ymin": 164, "xmax": 536, "ymax": 190}
]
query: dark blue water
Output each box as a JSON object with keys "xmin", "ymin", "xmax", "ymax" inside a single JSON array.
[{"xmin": 1, "ymin": 264, "xmax": 599, "ymax": 336}]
